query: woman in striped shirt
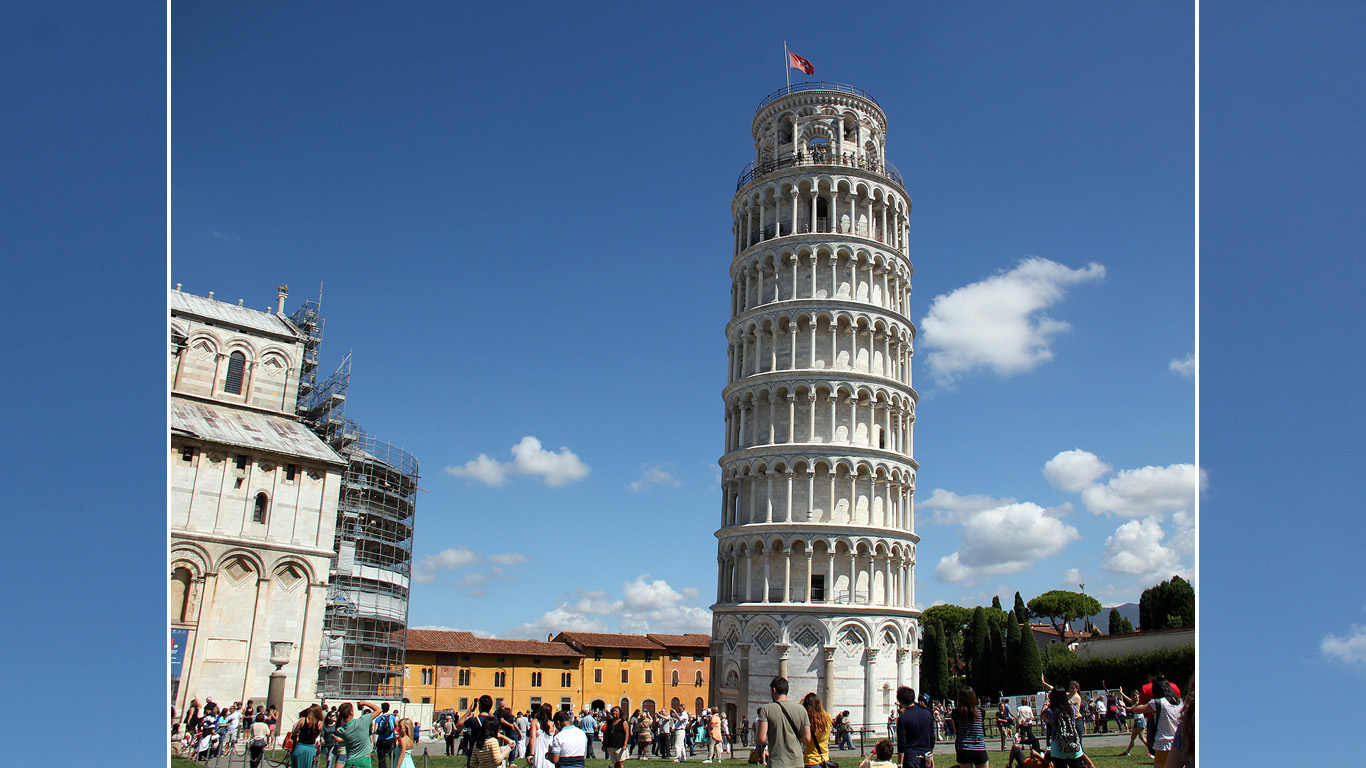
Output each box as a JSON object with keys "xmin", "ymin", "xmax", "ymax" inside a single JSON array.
[{"xmin": 951, "ymin": 688, "xmax": 989, "ymax": 767}]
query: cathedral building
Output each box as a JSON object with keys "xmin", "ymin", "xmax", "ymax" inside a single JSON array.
[{"xmin": 710, "ymin": 82, "xmax": 920, "ymax": 728}]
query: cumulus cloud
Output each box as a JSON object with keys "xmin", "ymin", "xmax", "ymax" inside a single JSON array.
[
  {"xmin": 1169, "ymin": 353, "xmax": 1195, "ymax": 378},
  {"xmin": 935, "ymin": 502, "xmax": 1080, "ymax": 585},
  {"xmin": 1081, "ymin": 463, "xmax": 1205, "ymax": 518},
  {"xmin": 412, "ymin": 546, "xmax": 530, "ymax": 584},
  {"xmin": 445, "ymin": 436, "xmax": 590, "ymax": 487},
  {"xmin": 630, "ymin": 463, "xmax": 683, "ymax": 492},
  {"xmin": 1044, "ymin": 449, "xmax": 1113, "ymax": 492},
  {"xmin": 1323, "ymin": 624, "xmax": 1366, "ymax": 666},
  {"xmin": 919, "ymin": 489, "xmax": 1016, "ymax": 525},
  {"xmin": 503, "ymin": 575, "xmax": 712, "ymax": 638},
  {"xmin": 920, "ymin": 257, "xmax": 1105, "ymax": 385},
  {"xmin": 1062, "ymin": 568, "xmax": 1082, "ymax": 585},
  {"xmin": 1100, "ymin": 517, "xmax": 1190, "ymax": 583}
]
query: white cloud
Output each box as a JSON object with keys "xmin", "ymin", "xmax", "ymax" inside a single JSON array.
[
  {"xmin": 920, "ymin": 257, "xmax": 1105, "ymax": 385},
  {"xmin": 445, "ymin": 436, "xmax": 590, "ymax": 487},
  {"xmin": 1100, "ymin": 517, "xmax": 1190, "ymax": 583},
  {"xmin": 412, "ymin": 547, "xmax": 530, "ymax": 584},
  {"xmin": 1081, "ymin": 463, "xmax": 1205, "ymax": 517},
  {"xmin": 503, "ymin": 575, "xmax": 712, "ymax": 638},
  {"xmin": 919, "ymin": 489, "xmax": 1016, "ymax": 525},
  {"xmin": 1044, "ymin": 449, "xmax": 1113, "ymax": 492},
  {"xmin": 1169, "ymin": 353, "xmax": 1195, "ymax": 378},
  {"xmin": 1322, "ymin": 624, "xmax": 1366, "ymax": 666},
  {"xmin": 630, "ymin": 463, "xmax": 683, "ymax": 493},
  {"xmin": 935, "ymin": 502, "xmax": 1080, "ymax": 585},
  {"xmin": 1062, "ymin": 568, "xmax": 1082, "ymax": 585}
]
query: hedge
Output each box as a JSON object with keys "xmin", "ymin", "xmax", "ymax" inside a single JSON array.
[{"xmin": 1042, "ymin": 643, "xmax": 1194, "ymax": 692}]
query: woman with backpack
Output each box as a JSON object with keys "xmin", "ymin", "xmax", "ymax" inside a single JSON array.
[
  {"xmin": 1042, "ymin": 688, "xmax": 1086, "ymax": 768},
  {"xmin": 950, "ymin": 688, "xmax": 989, "ymax": 768}
]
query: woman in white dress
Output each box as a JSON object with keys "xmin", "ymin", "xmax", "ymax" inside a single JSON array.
[{"xmin": 529, "ymin": 704, "xmax": 556, "ymax": 768}]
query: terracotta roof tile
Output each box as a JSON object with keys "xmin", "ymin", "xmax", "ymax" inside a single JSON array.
[
  {"xmin": 646, "ymin": 633, "xmax": 713, "ymax": 649},
  {"xmin": 405, "ymin": 629, "xmax": 582, "ymax": 657},
  {"xmin": 554, "ymin": 632, "xmax": 668, "ymax": 651}
]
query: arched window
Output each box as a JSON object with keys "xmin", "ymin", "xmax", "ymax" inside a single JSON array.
[
  {"xmin": 670, "ymin": 697, "xmax": 681, "ymax": 711},
  {"xmin": 695, "ymin": 670, "xmax": 704, "ymax": 686},
  {"xmin": 253, "ymin": 492, "xmax": 269, "ymax": 524},
  {"xmin": 224, "ymin": 351, "xmax": 247, "ymax": 395},
  {"xmin": 671, "ymin": 670, "xmax": 679, "ymax": 687},
  {"xmin": 694, "ymin": 698, "xmax": 704, "ymax": 716},
  {"xmin": 171, "ymin": 567, "xmax": 192, "ymax": 622}
]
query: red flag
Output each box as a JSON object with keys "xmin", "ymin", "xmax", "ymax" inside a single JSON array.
[{"xmin": 788, "ymin": 52, "xmax": 815, "ymax": 75}]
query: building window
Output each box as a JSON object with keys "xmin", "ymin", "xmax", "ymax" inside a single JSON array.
[
  {"xmin": 531, "ymin": 672, "xmax": 542, "ymax": 688},
  {"xmin": 496, "ymin": 698, "xmax": 505, "ymax": 710},
  {"xmin": 253, "ymin": 492, "xmax": 269, "ymax": 524},
  {"xmin": 670, "ymin": 653, "xmax": 681, "ymax": 662},
  {"xmin": 224, "ymin": 351, "xmax": 247, "ymax": 395},
  {"xmin": 171, "ymin": 567, "xmax": 192, "ymax": 622},
  {"xmin": 594, "ymin": 650, "xmax": 603, "ymax": 661},
  {"xmin": 644, "ymin": 670, "xmax": 653, "ymax": 684},
  {"xmin": 695, "ymin": 697, "xmax": 704, "ymax": 715},
  {"xmin": 695, "ymin": 671, "xmax": 703, "ymax": 686},
  {"xmin": 459, "ymin": 698, "xmax": 469, "ymax": 710},
  {"xmin": 621, "ymin": 650, "xmax": 630, "ymax": 661},
  {"xmin": 561, "ymin": 672, "xmax": 571, "ymax": 687},
  {"xmin": 530, "ymin": 697, "xmax": 542, "ymax": 708},
  {"xmin": 286, "ymin": 464, "xmax": 297, "ymax": 481},
  {"xmin": 494, "ymin": 671, "xmax": 507, "ymax": 687},
  {"xmin": 560, "ymin": 698, "xmax": 572, "ymax": 711},
  {"xmin": 693, "ymin": 653, "xmax": 705, "ymax": 662},
  {"xmin": 562, "ymin": 658, "xmax": 572, "ymax": 666},
  {"xmin": 235, "ymin": 455, "xmax": 248, "ymax": 471},
  {"xmin": 533, "ymin": 658, "xmax": 542, "ymax": 665},
  {"xmin": 497, "ymin": 656, "xmax": 506, "ymax": 663},
  {"xmin": 459, "ymin": 669, "xmax": 472, "ymax": 686},
  {"xmin": 422, "ymin": 697, "xmax": 431, "ymax": 704},
  {"xmin": 181, "ymin": 446, "xmax": 195, "ymax": 462},
  {"xmin": 594, "ymin": 669, "xmax": 602, "ymax": 684},
  {"xmin": 421, "ymin": 668, "xmax": 433, "ymax": 685},
  {"xmin": 671, "ymin": 670, "xmax": 679, "ymax": 687},
  {"xmin": 644, "ymin": 651, "xmax": 654, "ymax": 662},
  {"xmin": 621, "ymin": 670, "xmax": 629, "ymax": 684}
]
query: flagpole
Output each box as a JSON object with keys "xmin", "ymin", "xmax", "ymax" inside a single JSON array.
[{"xmin": 784, "ymin": 41, "xmax": 790, "ymax": 88}]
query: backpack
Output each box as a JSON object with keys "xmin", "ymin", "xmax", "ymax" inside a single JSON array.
[
  {"xmin": 1053, "ymin": 709, "xmax": 1080, "ymax": 753},
  {"xmin": 376, "ymin": 713, "xmax": 395, "ymax": 742}
]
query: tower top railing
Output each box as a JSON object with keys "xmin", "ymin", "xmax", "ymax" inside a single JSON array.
[
  {"xmin": 755, "ymin": 81, "xmax": 881, "ymax": 113},
  {"xmin": 736, "ymin": 149, "xmax": 903, "ymax": 191}
]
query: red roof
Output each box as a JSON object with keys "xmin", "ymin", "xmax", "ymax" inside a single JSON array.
[
  {"xmin": 405, "ymin": 629, "xmax": 582, "ymax": 657},
  {"xmin": 646, "ymin": 633, "xmax": 713, "ymax": 649},
  {"xmin": 1028, "ymin": 623, "xmax": 1093, "ymax": 641},
  {"xmin": 554, "ymin": 632, "xmax": 670, "ymax": 651}
]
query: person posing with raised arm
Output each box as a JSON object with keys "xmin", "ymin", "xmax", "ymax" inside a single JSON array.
[{"xmin": 336, "ymin": 702, "xmax": 382, "ymax": 768}]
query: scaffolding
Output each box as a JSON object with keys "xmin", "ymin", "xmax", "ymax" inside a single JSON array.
[{"xmin": 298, "ymin": 328, "xmax": 419, "ymax": 701}]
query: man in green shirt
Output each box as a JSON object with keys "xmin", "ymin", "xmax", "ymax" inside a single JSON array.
[
  {"xmin": 755, "ymin": 677, "xmax": 812, "ymax": 768},
  {"xmin": 336, "ymin": 701, "xmax": 381, "ymax": 767}
]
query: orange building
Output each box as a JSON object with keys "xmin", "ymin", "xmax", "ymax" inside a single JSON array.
[
  {"xmin": 554, "ymin": 632, "xmax": 712, "ymax": 716},
  {"xmin": 402, "ymin": 630, "xmax": 583, "ymax": 714}
]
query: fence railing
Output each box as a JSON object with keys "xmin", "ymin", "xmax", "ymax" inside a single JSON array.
[{"xmin": 736, "ymin": 149, "xmax": 904, "ymax": 191}]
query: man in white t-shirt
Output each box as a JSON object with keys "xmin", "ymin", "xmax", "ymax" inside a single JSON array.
[
  {"xmin": 1016, "ymin": 698, "xmax": 1034, "ymax": 727},
  {"xmin": 549, "ymin": 711, "xmax": 588, "ymax": 768}
]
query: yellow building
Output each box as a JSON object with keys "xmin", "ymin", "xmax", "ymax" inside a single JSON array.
[
  {"xmin": 554, "ymin": 632, "xmax": 712, "ymax": 716},
  {"xmin": 402, "ymin": 630, "xmax": 584, "ymax": 714}
]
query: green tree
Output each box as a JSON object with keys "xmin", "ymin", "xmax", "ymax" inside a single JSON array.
[
  {"xmin": 919, "ymin": 622, "xmax": 940, "ymax": 701},
  {"xmin": 1014, "ymin": 592, "xmax": 1029, "ymax": 626},
  {"xmin": 1028, "ymin": 590, "xmax": 1102, "ymax": 640},
  {"xmin": 935, "ymin": 622, "xmax": 952, "ymax": 701},
  {"xmin": 1108, "ymin": 608, "xmax": 1134, "ymax": 635},
  {"xmin": 987, "ymin": 621, "xmax": 1005, "ymax": 698},
  {"xmin": 1016, "ymin": 620, "xmax": 1043, "ymax": 693},
  {"xmin": 992, "ymin": 595, "xmax": 1003, "ymax": 611},
  {"xmin": 1139, "ymin": 575, "xmax": 1195, "ymax": 630},
  {"xmin": 966, "ymin": 606, "xmax": 989, "ymax": 691},
  {"xmin": 1005, "ymin": 610, "xmax": 1022, "ymax": 694},
  {"xmin": 920, "ymin": 604, "xmax": 971, "ymax": 679}
]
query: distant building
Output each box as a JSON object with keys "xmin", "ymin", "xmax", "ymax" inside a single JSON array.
[
  {"xmin": 170, "ymin": 285, "xmax": 346, "ymax": 709},
  {"xmin": 1029, "ymin": 623, "xmax": 1093, "ymax": 651},
  {"xmin": 555, "ymin": 632, "xmax": 713, "ymax": 715},
  {"xmin": 403, "ymin": 630, "xmax": 583, "ymax": 712}
]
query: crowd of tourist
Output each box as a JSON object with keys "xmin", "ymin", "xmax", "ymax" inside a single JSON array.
[{"xmin": 173, "ymin": 666, "xmax": 1193, "ymax": 767}]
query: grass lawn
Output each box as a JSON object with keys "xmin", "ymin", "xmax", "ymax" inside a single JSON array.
[{"xmin": 173, "ymin": 746, "xmax": 1152, "ymax": 768}]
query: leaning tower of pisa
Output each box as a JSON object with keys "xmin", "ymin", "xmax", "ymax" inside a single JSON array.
[{"xmin": 710, "ymin": 82, "xmax": 920, "ymax": 730}]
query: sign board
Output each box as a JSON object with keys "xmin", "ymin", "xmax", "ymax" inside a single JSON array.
[{"xmin": 171, "ymin": 628, "xmax": 189, "ymax": 680}]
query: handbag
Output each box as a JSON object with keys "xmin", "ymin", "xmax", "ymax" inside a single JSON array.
[
  {"xmin": 747, "ymin": 746, "xmax": 765, "ymax": 764},
  {"xmin": 283, "ymin": 731, "xmax": 296, "ymax": 751}
]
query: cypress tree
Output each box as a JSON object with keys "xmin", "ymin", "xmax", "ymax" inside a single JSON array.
[
  {"xmin": 987, "ymin": 621, "xmax": 1005, "ymax": 698},
  {"xmin": 992, "ymin": 595, "xmax": 1003, "ymax": 610},
  {"xmin": 919, "ymin": 622, "xmax": 939, "ymax": 701},
  {"xmin": 1014, "ymin": 592, "xmax": 1029, "ymax": 625},
  {"xmin": 1108, "ymin": 607, "xmax": 1134, "ymax": 635},
  {"xmin": 935, "ymin": 622, "xmax": 952, "ymax": 701},
  {"xmin": 967, "ymin": 607, "xmax": 989, "ymax": 692},
  {"xmin": 1005, "ymin": 610, "xmax": 1022, "ymax": 694},
  {"xmin": 1017, "ymin": 619, "xmax": 1044, "ymax": 693}
]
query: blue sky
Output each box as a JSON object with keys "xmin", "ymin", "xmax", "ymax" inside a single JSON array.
[{"xmin": 7, "ymin": 1, "xmax": 1365, "ymax": 761}]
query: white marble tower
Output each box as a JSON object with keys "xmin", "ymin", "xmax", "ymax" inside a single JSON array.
[{"xmin": 710, "ymin": 82, "xmax": 920, "ymax": 730}]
